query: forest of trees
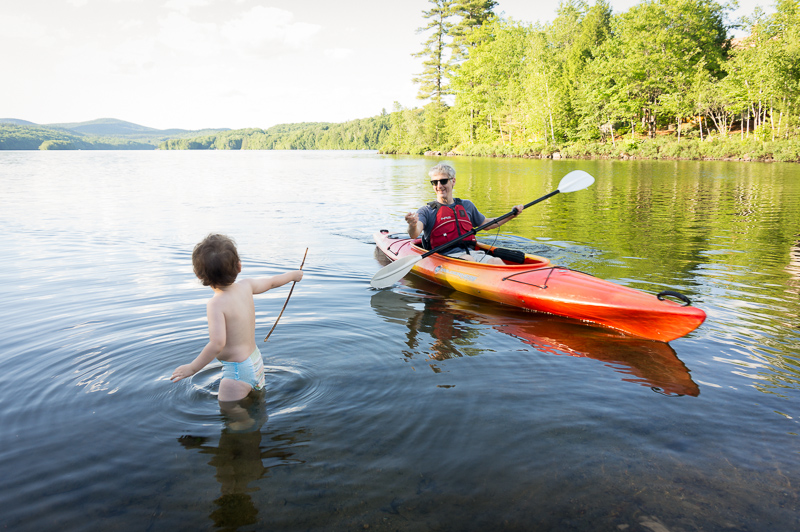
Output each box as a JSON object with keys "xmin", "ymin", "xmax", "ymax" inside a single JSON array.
[
  {"xmin": 0, "ymin": 119, "xmax": 233, "ymax": 150},
  {"xmin": 159, "ymin": 116, "xmax": 391, "ymax": 150},
  {"xmin": 383, "ymin": 0, "xmax": 800, "ymax": 162},
  {"xmin": 0, "ymin": 124, "xmax": 156, "ymax": 150}
]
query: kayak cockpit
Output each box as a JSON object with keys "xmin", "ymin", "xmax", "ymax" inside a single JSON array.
[{"xmin": 381, "ymin": 231, "xmax": 550, "ymax": 268}]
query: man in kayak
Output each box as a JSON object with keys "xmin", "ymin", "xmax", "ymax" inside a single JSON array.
[{"xmin": 404, "ymin": 163, "xmax": 523, "ymax": 264}]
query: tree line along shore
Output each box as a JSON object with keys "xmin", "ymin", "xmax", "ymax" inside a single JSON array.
[
  {"xmin": 378, "ymin": 0, "xmax": 800, "ymax": 163},
  {"xmin": 3, "ymin": 114, "xmax": 798, "ymax": 162},
  {"xmin": 3, "ymin": 0, "xmax": 798, "ymax": 163}
]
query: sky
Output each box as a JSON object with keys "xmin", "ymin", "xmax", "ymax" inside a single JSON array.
[{"xmin": 2, "ymin": 0, "xmax": 772, "ymax": 131}]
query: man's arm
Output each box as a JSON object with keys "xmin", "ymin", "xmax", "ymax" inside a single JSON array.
[
  {"xmin": 479, "ymin": 204, "xmax": 524, "ymax": 230},
  {"xmin": 405, "ymin": 211, "xmax": 424, "ymax": 239}
]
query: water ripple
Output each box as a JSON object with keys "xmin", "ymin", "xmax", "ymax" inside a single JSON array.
[{"xmin": 3, "ymin": 153, "xmax": 800, "ymax": 531}]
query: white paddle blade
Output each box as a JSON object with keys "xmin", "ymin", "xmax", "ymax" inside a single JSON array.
[
  {"xmin": 370, "ymin": 255, "xmax": 422, "ymax": 289},
  {"xmin": 557, "ymin": 170, "xmax": 595, "ymax": 193}
]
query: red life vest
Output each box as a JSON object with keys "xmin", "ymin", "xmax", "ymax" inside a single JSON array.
[{"xmin": 426, "ymin": 199, "xmax": 476, "ymax": 250}]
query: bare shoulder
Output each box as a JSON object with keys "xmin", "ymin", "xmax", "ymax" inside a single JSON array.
[
  {"xmin": 206, "ymin": 291, "xmax": 227, "ymax": 314},
  {"xmin": 238, "ymin": 278, "xmax": 259, "ymax": 293},
  {"xmin": 227, "ymin": 280, "xmax": 257, "ymax": 299}
]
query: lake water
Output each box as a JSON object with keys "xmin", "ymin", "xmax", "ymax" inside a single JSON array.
[{"xmin": 1, "ymin": 150, "xmax": 799, "ymax": 531}]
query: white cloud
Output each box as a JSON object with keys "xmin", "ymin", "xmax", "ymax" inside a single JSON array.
[
  {"xmin": 4, "ymin": 0, "xmax": 419, "ymax": 129},
  {"xmin": 54, "ymin": 35, "xmax": 155, "ymax": 81},
  {"xmin": 0, "ymin": 14, "xmax": 51, "ymax": 42},
  {"xmin": 119, "ymin": 19, "xmax": 145, "ymax": 31},
  {"xmin": 112, "ymin": 36, "xmax": 158, "ymax": 73},
  {"xmin": 157, "ymin": 12, "xmax": 220, "ymax": 57},
  {"xmin": 324, "ymin": 48, "xmax": 354, "ymax": 60},
  {"xmin": 147, "ymin": 6, "xmax": 322, "ymax": 66},
  {"xmin": 283, "ymin": 22, "xmax": 321, "ymax": 48},
  {"xmin": 164, "ymin": 0, "xmax": 210, "ymax": 15},
  {"xmin": 67, "ymin": 0, "xmax": 142, "ymax": 5},
  {"xmin": 220, "ymin": 6, "xmax": 320, "ymax": 50}
]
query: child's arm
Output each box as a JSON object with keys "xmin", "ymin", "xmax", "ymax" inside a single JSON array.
[
  {"xmin": 171, "ymin": 301, "xmax": 226, "ymax": 383},
  {"xmin": 245, "ymin": 270, "xmax": 303, "ymax": 295}
]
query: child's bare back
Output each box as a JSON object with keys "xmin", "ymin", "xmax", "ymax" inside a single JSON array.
[
  {"xmin": 171, "ymin": 234, "xmax": 303, "ymax": 403},
  {"xmin": 205, "ymin": 280, "xmax": 258, "ymax": 363}
]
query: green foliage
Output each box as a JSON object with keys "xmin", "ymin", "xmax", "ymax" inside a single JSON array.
[
  {"xmin": 39, "ymin": 140, "xmax": 76, "ymax": 150},
  {"xmin": 770, "ymin": 139, "xmax": 800, "ymax": 162},
  {"xmin": 388, "ymin": 0, "xmax": 800, "ymax": 162},
  {"xmin": 0, "ymin": 124, "xmax": 156, "ymax": 150},
  {"xmin": 159, "ymin": 116, "xmax": 392, "ymax": 151},
  {"xmin": 442, "ymin": 135, "xmax": 796, "ymax": 162},
  {"xmin": 413, "ymin": 0, "xmax": 456, "ymax": 103},
  {"xmin": 380, "ymin": 103, "xmax": 429, "ymax": 154},
  {"xmin": 0, "ymin": 124, "xmax": 78, "ymax": 150},
  {"xmin": 448, "ymin": 19, "xmax": 530, "ymax": 145},
  {"xmin": 449, "ymin": 0, "xmax": 498, "ymax": 62}
]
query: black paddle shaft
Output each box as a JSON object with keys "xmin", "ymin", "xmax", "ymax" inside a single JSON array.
[{"xmin": 420, "ymin": 190, "xmax": 560, "ymax": 259}]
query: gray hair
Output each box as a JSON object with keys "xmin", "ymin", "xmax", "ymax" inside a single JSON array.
[{"xmin": 428, "ymin": 163, "xmax": 455, "ymax": 180}]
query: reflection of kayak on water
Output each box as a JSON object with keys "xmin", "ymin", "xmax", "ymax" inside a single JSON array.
[
  {"xmin": 370, "ymin": 285, "xmax": 699, "ymax": 397},
  {"xmin": 491, "ymin": 313, "xmax": 700, "ymax": 397},
  {"xmin": 373, "ymin": 230, "xmax": 706, "ymax": 343}
]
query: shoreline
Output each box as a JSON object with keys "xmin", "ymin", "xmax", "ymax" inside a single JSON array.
[
  {"xmin": 419, "ymin": 150, "xmax": 791, "ymax": 163},
  {"xmin": 382, "ymin": 136, "xmax": 800, "ymax": 164}
]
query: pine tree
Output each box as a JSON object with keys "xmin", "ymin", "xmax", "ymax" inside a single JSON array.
[
  {"xmin": 449, "ymin": 0, "xmax": 497, "ymax": 62},
  {"xmin": 413, "ymin": 0, "xmax": 456, "ymax": 104}
]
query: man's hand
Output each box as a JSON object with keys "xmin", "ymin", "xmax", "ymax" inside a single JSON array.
[{"xmin": 405, "ymin": 211, "xmax": 423, "ymax": 238}]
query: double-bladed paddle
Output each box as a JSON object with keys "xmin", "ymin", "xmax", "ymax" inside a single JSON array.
[{"xmin": 370, "ymin": 170, "xmax": 595, "ymax": 289}]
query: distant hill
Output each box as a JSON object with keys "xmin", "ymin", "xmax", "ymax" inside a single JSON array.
[
  {"xmin": 1, "ymin": 116, "xmax": 394, "ymax": 151},
  {"xmin": 0, "ymin": 117, "xmax": 231, "ymax": 150},
  {"xmin": 0, "ymin": 118, "xmax": 37, "ymax": 126},
  {"xmin": 41, "ymin": 117, "xmax": 227, "ymax": 138},
  {"xmin": 46, "ymin": 118, "xmax": 166, "ymax": 137}
]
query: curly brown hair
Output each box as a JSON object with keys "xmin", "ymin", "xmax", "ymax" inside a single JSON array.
[{"xmin": 192, "ymin": 234, "xmax": 241, "ymax": 287}]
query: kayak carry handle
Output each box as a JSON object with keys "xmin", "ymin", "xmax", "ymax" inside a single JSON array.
[{"xmin": 657, "ymin": 290, "xmax": 692, "ymax": 306}]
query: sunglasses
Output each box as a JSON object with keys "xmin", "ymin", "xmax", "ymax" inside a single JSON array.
[{"xmin": 430, "ymin": 178, "xmax": 451, "ymax": 186}]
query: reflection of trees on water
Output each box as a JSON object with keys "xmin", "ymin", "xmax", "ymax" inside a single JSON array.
[
  {"xmin": 715, "ymin": 241, "xmax": 800, "ymax": 396},
  {"xmin": 786, "ymin": 242, "xmax": 800, "ymax": 299},
  {"xmin": 177, "ymin": 392, "xmax": 307, "ymax": 530},
  {"xmin": 744, "ymin": 241, "xmax": 800, "ymax": 395},
  {"xmin": 371, "ymin": 286, "xmax": 699, "ymax": 396}
]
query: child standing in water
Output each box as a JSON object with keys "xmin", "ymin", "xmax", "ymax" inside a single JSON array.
[{"xmin": 171, "ymin": 234, "xmax": 303, "ymax": 403}]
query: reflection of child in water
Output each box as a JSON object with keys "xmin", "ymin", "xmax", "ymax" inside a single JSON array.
[
  {"xmin": 178, "ymin": 421, "xmax": 266, "ymax": 529},
  {"xmin": 171, "ymin": 234, "xmax": 303, "ymax": 408},
  {"xmin": 178, "ymin": 416, "xmax": 308, "ymax": 529}
]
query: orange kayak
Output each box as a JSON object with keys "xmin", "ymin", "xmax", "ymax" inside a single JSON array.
[{"xmin": 373, "ymin": 230, "xmax": 706, "ymax": 342}]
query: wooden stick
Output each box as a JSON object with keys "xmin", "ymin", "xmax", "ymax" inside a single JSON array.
[{"xmin": 264, "ymin": 248, "xmax": 308, "ymax": 342}]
